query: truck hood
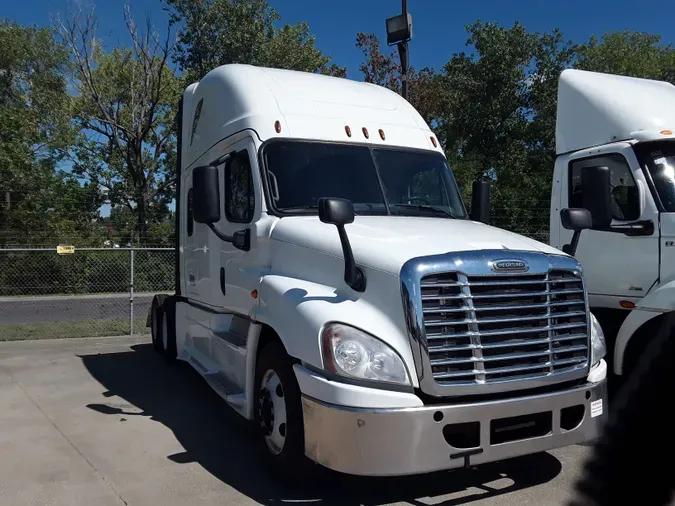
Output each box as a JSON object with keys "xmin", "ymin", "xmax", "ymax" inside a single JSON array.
[{"xmin": 270, "ymin": 215, "xmax": 565, "ymax": 275}]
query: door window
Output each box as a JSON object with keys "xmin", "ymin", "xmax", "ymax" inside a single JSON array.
[
  {"xmin": 569, "ymin": 154, "xmax": 640, "ymax": 221},
  {"xmin": 225, "ymin": 150, "xmax": 255, "ymax": 223}
]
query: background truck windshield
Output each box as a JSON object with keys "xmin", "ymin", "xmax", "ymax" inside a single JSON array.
[
  {"xmin": 636, "ymin": 141, "xmax": 675, "ymax": 212},
  {"xmin": 263, "ymin": 141, "xmax": 467, "ymax": 219}
]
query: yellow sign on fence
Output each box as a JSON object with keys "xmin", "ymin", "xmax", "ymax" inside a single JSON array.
[{"xmin": 56, "ymin": 245, "xmax": 76, "ymax": 255}]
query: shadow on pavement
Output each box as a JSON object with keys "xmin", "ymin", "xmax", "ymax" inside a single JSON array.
[{"xmin": 80, "ymin": 343, "xmax": 562, "ymax": 505}]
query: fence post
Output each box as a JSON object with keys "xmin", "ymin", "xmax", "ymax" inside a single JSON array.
[{"xmin": 130, "ymin": 249, "xmax": 135, "ymax": 336}]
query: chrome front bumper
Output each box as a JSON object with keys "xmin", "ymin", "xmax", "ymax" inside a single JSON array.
[{"xmin": 302, "ymin": 379, "xmax": 607, "ymax": 477}]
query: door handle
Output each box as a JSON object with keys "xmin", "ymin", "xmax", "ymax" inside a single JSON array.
[{"xmin": 220, "ymin": 267, "xmax": 226, "ymax": 295}]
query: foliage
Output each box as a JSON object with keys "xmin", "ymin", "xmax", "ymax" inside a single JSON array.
[
  {"xmin": 58, "ymin": 6, "xmax": 181, "ymax": 245},
  {"xmin": 162, "ymin": 0, "xmax": 346, "ymax": 81},
  {"xmin": 575, "ymin": 31, "xmax": 675, "ymax": 82},
  {"xmin": 0, "ymin": 20, "xmax": 101, "ymax": 242},
  {"xmin": 436, "ymin": 21, "xmax": 578, "ymax": 239}
]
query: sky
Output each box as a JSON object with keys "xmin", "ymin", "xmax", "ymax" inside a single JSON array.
[
  {"xmin": 4, "ymin": 0, "xmax": 675, "ymax": 217},
  {"xmin": 5, "ymin": 0, "xmax": 675, "ymax": 78}
]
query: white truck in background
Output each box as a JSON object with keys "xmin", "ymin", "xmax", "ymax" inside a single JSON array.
[
  {"xmin": 548, "ymin": 69, "xmax": 675, "ymax": 383},
  {"xmin": 148, "ymin": 63, "xmax": 607, "ymax": 477}
]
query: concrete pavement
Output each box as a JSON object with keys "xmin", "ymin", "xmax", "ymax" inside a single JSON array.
[{"xmin": 0, "ymin": 336, "xmax": 593, "ymax": 505}]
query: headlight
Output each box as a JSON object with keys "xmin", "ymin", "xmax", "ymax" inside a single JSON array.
[
  {"xmin": 320, "ymin": 323, "xmax": 411, "ymax": 385},
  {"xmin": 590, "ymin": 312, "xmax": 606, "ymax": 365}
]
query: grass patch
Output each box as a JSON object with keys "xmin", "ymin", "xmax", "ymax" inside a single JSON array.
[{"xmin": 0, "ymin": 318, "xmax": 149, "ymax": 341}]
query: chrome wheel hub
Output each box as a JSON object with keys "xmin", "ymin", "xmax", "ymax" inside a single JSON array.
[{"xmin": 257, "ymin": 369, "xmax": 287, "ymax": 455}]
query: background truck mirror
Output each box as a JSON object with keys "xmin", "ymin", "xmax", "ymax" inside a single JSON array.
[
  {"xmin": 560, "ymin": 208, "xmax": 592, "ymax": 256},
  {"xmin": 318, "ymin": 197, "xmax": 366, "ymax": 292},
  {"xmin": 561, "ymin": 208, "xmax": 593, "ymax": 231},
  {"xmin": 193, "ymin": 165, "xmax": 221, "ymax": 224},
  {"xmin": 470, "ymin": 179, "xmax": 490, "ymax": 224},
  {"xmin": 582, "ymin": 165, "xmax": 613, "ymax": 229}
]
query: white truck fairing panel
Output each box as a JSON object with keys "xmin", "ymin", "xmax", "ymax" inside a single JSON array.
[
  {"xmin": 556, "ymin": 69, "xmax": 675, "ymax": 155},
  {"xmin": 184, "ymin": 64, "xmax": 442, "ymax": 171}
]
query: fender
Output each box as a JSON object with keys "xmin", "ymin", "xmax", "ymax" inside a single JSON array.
[
  {"xmin": 251, "ymin": 272, "xmax": 419, "ymax": 388},
  {"xmin": 614, "ymin": 278, "xmax": 675, "ymax": 375}
]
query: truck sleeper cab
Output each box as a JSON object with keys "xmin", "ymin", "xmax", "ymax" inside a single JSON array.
[
  {"xmin": 149, "ymin": 64, "xmax": 607, "ymax": 477},
  {"xmin": 551, "ymin": 69, "xmax": 675, "ymax": 383}
]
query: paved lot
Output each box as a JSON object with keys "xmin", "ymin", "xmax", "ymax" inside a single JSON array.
[{"xmin": 0, "ymin": 336, "xmax": 593, "ymax": 505}]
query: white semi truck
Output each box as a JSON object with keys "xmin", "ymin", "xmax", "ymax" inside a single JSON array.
[
  {"xmin": 549, "ymin": 69, "xmax": 675, "ymax": 383},
  {"xmin": 148, "ymin": 64, "xmax": 607, "ymax": 477}
]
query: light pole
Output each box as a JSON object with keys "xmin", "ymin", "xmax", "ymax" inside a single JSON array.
[{"xmin": 385, "ymin": 0, "xmax": 412, "ymax": 100}]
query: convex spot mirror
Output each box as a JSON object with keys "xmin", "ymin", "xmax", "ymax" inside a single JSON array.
[{"xmin": 193, "ymin": 165, "xmax": 221, "ymax": 224}]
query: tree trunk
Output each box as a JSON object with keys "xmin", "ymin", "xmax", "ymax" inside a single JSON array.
[{"xmin": 136, "ymin": 190, "xmax": 148, "ymax": 246}]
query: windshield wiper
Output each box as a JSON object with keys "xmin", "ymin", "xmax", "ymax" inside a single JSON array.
[{"xmin": 390, "ymin": 203, "xmax": 457, "ymax": 219}]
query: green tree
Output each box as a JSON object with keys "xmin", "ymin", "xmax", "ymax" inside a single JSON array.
[
  {"xmin": 0, "ymin": 20, "xmax": 101, "ymax": 244},
  {"xmin": 58, "ymin": 6, "xmax": 181, "ymax": 245},
  {"xmin": 575, "ymin": 31, "xmax": 675, "ymax": 82},
  {"xmin": 437, "ymin": 22, "xmax": 577, "ymax": 239},
  {"xmin": 163, "ymin": 0, "xmax": 346, "ymax": 81}
]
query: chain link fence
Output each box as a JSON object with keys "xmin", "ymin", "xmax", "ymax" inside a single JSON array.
[
  {"xmin": 0, "ymin": 206, "xmax": 554, "ymax": 341},
  {"xmin": 0, "ymin": 247, "xmax": 174, "ymax": 341}
]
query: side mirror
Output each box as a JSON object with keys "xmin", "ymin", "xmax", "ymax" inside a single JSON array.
[
  {"xmin": 581, "ymin": 165, "xmax": 613, "ymax": 229},
  {"xmin": 193, "ymin": 166, "xmax": 221, "ymax": 224},
  {"xmin": 318, "ymin": 197, "xmax": 355, "ymax": 226},
  {"xmin": 560, "ymin": 208, "xmax": 592, "ymax": 256},
  {"xmin": 470, "ymin": 179, "xmax": 490, "ymax": 224},
  {"xmin": 317, "ymin": 197, "xmax": 365, "ymax": 292},
  {"xmin": 561, "ymin": 208, "xmax": 593, "ymax": 231}
]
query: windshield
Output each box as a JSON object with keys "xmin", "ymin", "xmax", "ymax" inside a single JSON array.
[
  {"xmin": 635, "ymin": 141, "xmax": 675, "ymax": 212},
  {"xmin": 262, "ymin": 141, "xmax": 467, "ymax": 219}
]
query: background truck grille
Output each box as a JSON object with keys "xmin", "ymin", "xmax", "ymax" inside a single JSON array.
[{"xmin": 420, "ymin": 270, "xmax": 589, "ymax": 386}]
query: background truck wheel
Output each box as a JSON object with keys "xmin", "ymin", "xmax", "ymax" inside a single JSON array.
[
  {"xmin": 150, "ymin": 294, "xmax": 168, "ymax": 354},
  {"xmin": 254, "ymin": 340, "xmax": 314, "ymax": 479},
  {"xmin": 162, "ymin": 296, "xmax": 178, "ymax": 365}
]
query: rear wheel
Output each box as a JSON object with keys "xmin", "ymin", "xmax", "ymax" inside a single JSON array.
[
  {"xmin": 150, "ymin": 295, "xmax": 167, "ymax": 354},
  {"xmin": 162, "ymin": 297, "xmax": 178, "ymax": 365},
  {"xmin": 254, "ymin": 340, "xmax": 313, "ymax": 477}
]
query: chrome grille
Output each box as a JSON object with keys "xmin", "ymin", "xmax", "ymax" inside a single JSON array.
[{"xmin": 420, "ymin": 270, "xmax": 589, "ymax": 386}]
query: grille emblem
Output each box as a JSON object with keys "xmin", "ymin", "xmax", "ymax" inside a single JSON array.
[{"xmin": 491, "ymin": 259, "xmax": 529, "ymax": 273}]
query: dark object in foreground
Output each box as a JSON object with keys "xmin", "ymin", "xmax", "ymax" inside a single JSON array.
[{"xmin": 568, "ymin": 313, "xmax": 675, "ymax": 505}]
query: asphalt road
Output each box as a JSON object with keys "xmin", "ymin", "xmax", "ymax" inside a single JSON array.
[
  {"xmin": 0, "ymin": 293, "xmax": 156, "ymax": 325},
  {"xmin": 0, "ymin": 336, "xmax": 595, "ymax": 506}
]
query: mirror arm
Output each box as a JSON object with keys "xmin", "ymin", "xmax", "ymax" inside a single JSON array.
[
  {"xmin": 206, "ymin": 224, "xmax": 251, "ymax": 251},
  {"xmin": 563, "ymin": 230, "xmax": 582, "ymax": 257},
  {"xmin": 207, "ymin": 223, "xmax": 234, "ymax": 243},
  {"xmin": 336, "ymin": 225, "xmax": 366, "ymax": 292}
]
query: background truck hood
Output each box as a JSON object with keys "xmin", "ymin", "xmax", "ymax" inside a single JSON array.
[{"xmin": 270, "ymin": 215, "xmax": 565, "ymax": 275}]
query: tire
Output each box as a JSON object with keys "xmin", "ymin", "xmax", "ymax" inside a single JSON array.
[
  {"xmin": 254, "ymin": 340, "xmax": 314, "ymax": 478},
  {"xmin": 162, "ymin": 296, "xmax": 178, "ymax": 365},
  {"xmin": 150, "ymin": 295, "xmax": 168, "ymax": 354}
]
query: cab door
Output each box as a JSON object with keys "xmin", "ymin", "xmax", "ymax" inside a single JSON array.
[
  {"xmin": 559, "ymin": 142, "xmax": 660, "ymax": 307},
  {"xmin": 207, "ymin": 135, "xmax": 261, "ymax": 389}
]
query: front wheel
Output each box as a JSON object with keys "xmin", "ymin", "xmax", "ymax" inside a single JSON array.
[{"xmin": 254, "ymin": 340, "xmax": 314, "ymax": 477}]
